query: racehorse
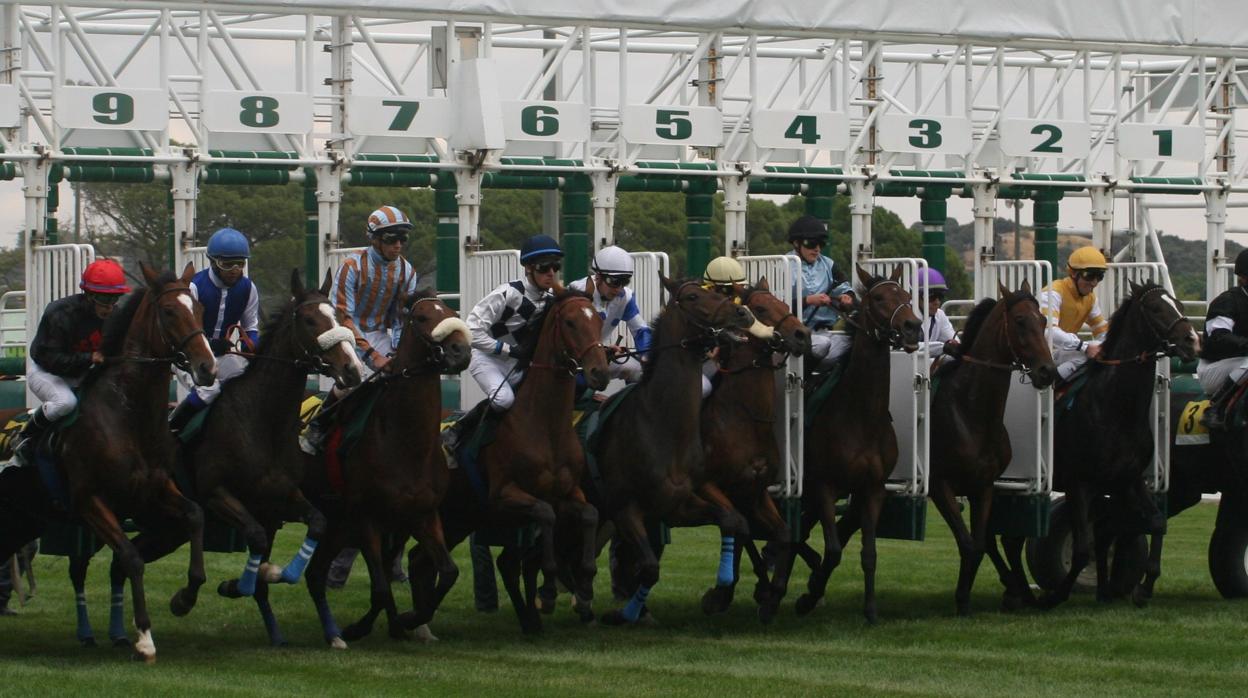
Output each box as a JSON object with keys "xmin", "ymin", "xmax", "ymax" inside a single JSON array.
[
  {"xmin": 1020, "ymin": 281, "xmax": 1197, "ymax": 609},
  {"xmin": 589, "ymin": 276, "xmax": 758, "ymax": 625},
  {"xmin": 75, "ymin": 270, "xmax": 366, "ymax": 649},
  {"xmin": 0, "ymin": 262, "xmax": 216, "ymax": 662},
  {"xmin": 698, "ymin": 277, "xmax": 811, "ymax": 622},
  {"xmin": 410, "ymin": 287, "xmax": 610, "ymax": 635},
  {"xmin": 928, "ymin": 281, "xmax": 1057, "ymax": 616},
  {"xmin": 792, "ymin": 265, "xmax": 922, "ymax": 624},
  {"xmin": 301, "ymin": 290, "xmax": 471, "ymax": 647}
]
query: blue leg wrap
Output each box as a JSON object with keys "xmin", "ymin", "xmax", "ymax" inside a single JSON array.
[
  {"xmin": 75, "ymin": 592, "xmax": 94, "ymax": 642},
  {"xmin": 185, "ymin": 391, "xmax": 207, "ymax": 409},
  {"xmin": 280, "ymin": 537, "xmax": 318, "ymax": 584},
  {"xmin": 107, "ymin": 586, "xmax": 126, "ymax": 641},
  {"xmin": 256, "ymin": 598, "xmax": 286, "ymax": 646},
  {"xmin": 237, "ymin": 553, "xmax": 262, "ymax": 597},
  {"xmin": 717, "ymin": 536, "xmax": 736, "ymax": 586},
  {"xmin": 314, "ymin": 594, "xmax": 341, "ymax": 643},
  {"xmin": 622, "ymin": 585, "xmax": 651, "ymax": 623}
]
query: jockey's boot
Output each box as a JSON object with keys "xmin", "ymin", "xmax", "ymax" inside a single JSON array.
[
  {"xmin": 441, "ymin": 401, "xmax": 490, "ymax": 468},
  {"xmin": 168, "ymin": 394, "xmax": 206, "ymax": 434},
  {"xmin": 1201, "ymin": 378, "xmax": 1239, "ymax": 431},
  {"xmin": 12, "ymin": 408, "xmax": 52, "ymax": 467},
  {"xmin": 299, "ymin": 392, "xmax": 340, "ymax": 455}
]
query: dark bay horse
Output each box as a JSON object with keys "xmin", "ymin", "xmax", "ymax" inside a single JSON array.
[
  {"xmin": 1023, "ymin": 281, "xmax": 1197, "ymax": 609},
  {"xmin": 413, "ymin": 288, "xmax": 610, "ymax": 635},
  {"xmin": 929, "ymin": 281, "xmax": 1056, "ymax": 616},
  {"xmin": 590, "ymin": 276, "xmax": 756, "ymax": 625},
  {"xmin": 0, "ymin": 262, "xmax": 216, "ymax": 662},
  {"xmin": 302, "ymin": 291, "xmax": 471, "ymax": 647},
  {"xmin": 793, "ymin": 265, "xmax": 922, "ymax": 624},
  {"xmin": 699, "ymin": 277, "xmax": 811, "ymax": 622},
  {"xmin": 80, "ymin": 270, "xmax": 366, "ymax": 649}
]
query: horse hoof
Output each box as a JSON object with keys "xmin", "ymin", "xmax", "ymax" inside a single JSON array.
[
  {"xmin": 794, "ymin": 593, "xmax": 819, "ymax": 617},
  {"xmin": 413, "ymin": 625, "xmax": 439, "ymax": 643},
  {"xmin": 700, "ymin": 586, "xmax": 733, "ymax": 615},
  {"xmin": 599, "ymin": 609, "xmax": 630, "ymax": 627},
  {"xmin": 217, "ymin": 580, "xmax": 245, "ymax": 599},
  {"xmin": 1132, "ymin": 587, "xmax": 1152, "ymax": 608},
  {"xmin": 111, "ymin": 637, "xmax": 131, "ymax": 649},
  {"xmin": 132, "ymin": 629, "xmax": 156, "ymax": 664},
  {"xmin": 388, "ymin": 626, "xmax": 411, "ymax": 641},
  {"xmin": 864, "ymin": 608, "xmax": 879, "ymax": 626},
  {"xmin": 537, "ymin": 596, "xmax": 558, "ymax": 616},
  {"xmin": 341, "ymin": 623, "xmax": 370, "ymax": 643},
  {"xmin": 328, "ymin": 637, "xmax": 348, "ymax": 650},
  {"xmin": 1035, "ymin": 593, "xmax": 1062, "ymax": 612},
  {"xmin": 1001, "ymin": 592, "xmax": 1024, "ymax": 613},
  {"xmin": 169, "ymin": 589, "xmax": 197, "ymax": 617},
  {"xmin": 520, "ymin": 614, "xmax": 544, "ymax": 635},
  {"xmin": 259, "ymin": 563, "xmax": 284, "ymax": 584},
  {"xmin": 79, "ymin": 637, "xmax": 97, "ymax": 648}
]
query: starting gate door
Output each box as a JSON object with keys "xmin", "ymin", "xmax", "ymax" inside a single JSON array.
[
  {"xmin": 183, "ymin": 246, "xmax": 210, "ymax": 276},
  {"xmin": 1104, "ymin": 262, "xmax": 1172, "ymax": 494},
  {"xmin": 982, "ymin": 260, "xmax": 1055, "ymax": 496},
  {"xmin": 738, "ymin": 255, "xmax": 804, "ymax": 498},
  {"xmin": 27, "ymin": 243, "xmax": 96, "ymax": 408},
  {"xmin": 460, "ymin": 250, "xmax": 522, "ymax": 410},
  {"xmin": 862, "ymin": 257, "xmax": 932, "ymax": 500}
]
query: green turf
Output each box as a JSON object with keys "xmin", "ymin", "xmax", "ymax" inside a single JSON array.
[{"xmin": 0, "ymin": 502, "xmax": 1244, "ymax": 697}]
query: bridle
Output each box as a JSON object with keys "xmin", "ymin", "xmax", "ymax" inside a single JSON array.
[
  {"xmin": 846, "ymin": 279, "xmax": 914, "ymax": 350},
  {"xmin": 121, "ymin": 285, "xmax": 206, "ymax": 372},
  {"xmin": 1094, "ymin": 286, "xmax": 1189, "ymax": 366},
  {"xmin": 390, "ymin": 296, "xmax": 465, "ymax": 377},
  {"xmin": 959, "ymin": 292, "xmax": 1044, "ymax": 378},
  {"xmin": 527, "ymin": 295, "xmax": 605, "ymax": 376},
  {"xmin": 648, "ymin": 281, "xmax": 746, "ymax": 359}
]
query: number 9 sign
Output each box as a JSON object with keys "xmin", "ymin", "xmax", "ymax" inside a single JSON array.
[
  {"xmin": 203, "ymin": 90, "xmax": 313, "ymax": 135},
  {"xmin": 55, "ymin": 87, "xmax": 168, "ymax": 131}
]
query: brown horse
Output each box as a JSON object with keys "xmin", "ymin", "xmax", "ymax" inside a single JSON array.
[
  {"xmin": 590, "ymin": 277, "xmax": 756, "ymax": 625},
  {"xmin": 790, "ymin": 265, "xmax": 921, "ymax": 624},
  {"xmin": 415, "ymin": 288, "xmax": 610, "ymax": 635},
  {"xmin": 929, "ymin": 281, "xmax": 1056, "ymax": 616},
  {"xmin": 699, "ymin": 278, "xmax": 811, "ymax": 622},
  {"xmin": 0, "ymin": 262, "xmax": 217, "ymax": 662},
  {"xmin": 302, "ymin": 290, "xmax": 471, "ymax": 647}
]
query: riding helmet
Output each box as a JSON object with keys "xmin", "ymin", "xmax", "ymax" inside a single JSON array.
[
  {"xmin": 703, "ymin": 256, "xmax": 746, "ymax": 285},
  {"xmin": 591, "ymin": 246, "xmax": 634, "ymax": 276},
  {"xmin": 1235, "ymin": 249, "xmax": 1248, "ymax": 277},
  {"xmin": 206, "ymin": 227, "xmax": 250, "ymax": 259},
  {"xmin": 520, "ymin": 234, "xmax": 563, "ymax": 264},
  {"xmin": 366, "ymin": 206, "xmax": 413, "ymax": 236},
  {"xmin": 787, "ymin": 215, "xmax": 829, "ymax": 243},
  {"xmin": 1067, "ymin": 246, "xmax": 1108, "ymax": 270},
  {"xmin": 920, "ymin": 267, "xmax": 947, "ymax": 291},
  {"xmin": 80, "ymin": 259, "xmax": 130, "ymax": 295}
]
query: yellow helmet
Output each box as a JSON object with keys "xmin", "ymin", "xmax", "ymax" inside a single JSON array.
[
  {"xmin": 1067, "ymin": 246, "xmax": 1108, "ymax": 270},
  {"xmin": 703, "ymin": 256, "xmax": 746, "ymax": 285}
]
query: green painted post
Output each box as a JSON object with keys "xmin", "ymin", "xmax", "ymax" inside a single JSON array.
[
  {"xmin": 805, "ymin": 179, "xmax": 836, "ymax": 259},
  {"xmin": 1032, "ymin": 191, "xmax": 1063, "ymax": 274},
  {"xmin": 166, "ymin": 189, "xmax": 176, "ymax": 269},
  {"xmin": 920, "ymin": 188, "xmax": 951, "ymax": 274},
  {"xmin": 45, "ymin": 172, "xmax": 59, "ymax": 245},
  {"xmin": 561, "ymin": 174, "xmax": 592, "ymax": 283},
  {"xmin": 435, "ymin": 175, "xmax": 460, "ymax": 310},
  {"xmin": 303, "ymin": 168, "xmax": 320, "ymax": 287},
  {"xmin": 685, "ymin": 178, "xmax": 715, "ymax": 278}
]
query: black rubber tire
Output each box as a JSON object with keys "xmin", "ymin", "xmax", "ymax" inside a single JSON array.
[{"xmin": 1208, "ymin": 525, "xmax": 1248, "ymax": 599}]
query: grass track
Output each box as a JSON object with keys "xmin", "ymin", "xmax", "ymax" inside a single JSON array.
[{"xmin": 0, "ymin": 502, "xmax": 1244, "ymax": 697}]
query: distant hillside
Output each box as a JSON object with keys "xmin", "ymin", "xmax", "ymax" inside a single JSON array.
[{"xmin": 916, "ymin": 217, "xmax": 1240, "ymax": 300}]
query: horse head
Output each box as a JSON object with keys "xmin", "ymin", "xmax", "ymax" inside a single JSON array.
[
  {"xmin": 540, "ymin": 290, "xmax": 610, "ymax": 390},
  {"xmin": 288, "ymin": 270, "xmax": 364, "ymax": 389},
  {"xmin": 661, "ymin": 274, "xmax": 756, "ymax": 337},
  {"xmin": 394, "ymin": 290, "xmax": 472, "ymax": 375},
  {"xmin": 855, "ymin": 264, "xmax": 922, "ymax": 352},
  {"xmin": 996, "ymin": 280, "xmax": 1057, "ymax": 389},
  {"xmin": 1127, "ymin": 280, "xmax": 1199, "ymax": 362},
  {"xmin": 141, "ymin": 261, "xmax": 216, "ymax": 386},
  {"xmin": 741, "ymin": 277, "xmax": 811, "ymax": 356}
]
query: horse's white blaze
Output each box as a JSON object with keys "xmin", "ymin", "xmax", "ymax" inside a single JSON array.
[
  {"xmin": 317, "ymin": 302, "xmax": 336, "ymax": 325},
  {"xmin": 431, "ymin": 317, "xmax": 470, "ymax": 343},
  {"xmin": 177, "ymin": 294, "xmax": 194, "ymax": 314},
  {"xmin": 582, "ymin": 307, "xmax": 594, "ymax": 320},
  {"xmin": 134, "ymin": 627, "xmax": 155, "ymax": 659}
]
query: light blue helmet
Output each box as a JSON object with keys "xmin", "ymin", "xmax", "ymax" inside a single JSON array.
[{"xmin": 206, "ymin": 227, "xmax": 250, "ymax": 259}]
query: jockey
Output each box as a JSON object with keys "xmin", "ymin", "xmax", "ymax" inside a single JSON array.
[
  {"xmin": 14, "ymin": 259, "xmax": 129, "ymax": 464},
  {"xmin": 700, "ymin": 255, "xmax": 748, "ymax": 397},
  {"xmin": 788, "ymin": 215, "xmax": 855, "ymax": 370},
  {"xmin": 1197, "ymin": 248, "xmax": 1248, "ymax": 430},
  {"xmin": 1038, "ymin": 245, "xmax": 1109, "ymax": 381},
  {"xmin": 441, "ymin": 234, "xmax": 563, "ymax": 456},
  {"xmin": 920, "ymin": 267, "xmax": 959, "ymax": 358},
  {"xmin": 301, "ymin": 205, "xmax": 419, "ymax": 452},
  {"xmin": 569, "ymin": 245, "xmax": 652, "ymax": 384},
  {"xmin": 168, "ymin": 227, "xmax": 261, "ymax": 432}
]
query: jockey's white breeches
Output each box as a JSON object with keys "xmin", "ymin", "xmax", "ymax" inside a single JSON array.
[
  {"xmin": 468, "ymin": 349, "xmax": 523, "ymax": 411},
  {"xmin": 27, "ymin": 362, "xmax": 81, "ymax": 421}
]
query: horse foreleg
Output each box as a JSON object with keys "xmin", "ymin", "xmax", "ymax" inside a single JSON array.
[
  {"xmin": 206, "ymin": 487, "xmax": 270, "ymax": 600},
  {"xmin": 601, "ymin": 502, "xmax": 660, "ymax": 626},
  {"xmin": 1040, "ymin": 487, "xmax": 1093, "ymax": 610},
  {"xmin": 795, "ymin": 482, "xmax": 841, "ymax": 617},
  {"xmin": 749, "ymin": 492, "xmax": 793, "ymax": 624},
  {"xmin": 998, "ymin": 535, "xmax": 1037, "ymax": 609},
  {"xmin": 272, "ymin": 490, "xmax": 325, "ymax": 586},
  {"xmin": 251, "ymin": 526, "xmax": 288, "ymax": 647},
  {"xmin": 1130, "ymin": 478, "xmax": 1165, "ymax": 607},
  {"xmin": 69, "ymin": 546, "xmax": 102, "ymax": 646},
  {"xmin": 493, "ymin": 483, "xmax": 558, "ymax": 581},
  {"xmin": 929, "ymin": 479, "xmax": 976, "ymax": 616},
  {"xmin": 80, "ymin": 496, "xmax": 156, "ymax": 663},
  {"xmin": 401, "ymin": 515, "xmax": 458, "ymax": 633},
  {"xmin": 342, "ymin": 522, "xmax": 404, "ymax": 642},
  {"xmin": 961, "ymin": 488, "xmax": 996, "ymax": 617},
  {"xmin": 561, "ymin": 487, "xmax": 599, "ymax": 619},
  {"xmin": 496, "ymin": 543, "xmax": 541, "ymax": 634},
  {"xmin": 859, "ymin": 487, "xmax": 886, "ymax": 625},
  {"xmin": 305, "ymin": 526, "xmax": 347, "ymax": 649},
  {"xmin": 684, "ymin": 484, "xmax": 749, "ymax": 616}
]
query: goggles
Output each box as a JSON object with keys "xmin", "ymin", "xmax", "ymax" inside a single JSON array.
[
  {"xmin": 90, "ymin": 292, "xmax": 122, "ymax": 307},
  {"xmin": 1078, "ymin": 269, "xmax": 1106, "ymax": 282},
  {"xmin": 798, "ymin": 238, "xmax": 824, "ymax": 250},
  {"xmin": 213, "ymin": 258, "xmax": 247, "ymax": 271},
  {"xmin": 532, "ymin": 262, "xmax": 561, "ymax": 274},
  {"xmin": 378, "ymin": 232, "xmax": 408, "ymax": 244},
  {"xmin": 602, "ymin": 274, "xmax": 631, "ymax": 288}
]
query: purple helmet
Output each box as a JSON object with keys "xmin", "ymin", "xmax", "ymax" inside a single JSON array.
[{"xmin": 920, "ymin": 267, "xmax": 947, "ymax": 290}]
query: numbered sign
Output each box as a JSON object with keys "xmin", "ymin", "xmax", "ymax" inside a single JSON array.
[
  {"xmin": 877, "ymin": 114, "xmax": 972, "ymax": 154},
  {"xmin": 999, "ymin": 119, "xmax": 1090, "ymax": 158},
  {"xmin": 752, "ymin": 110, "xmax": 849, "ymax": 150},
  {"xmin": 348, "ymin": 96, "xmax": 452, "ymax": 139},
  {"xmin": 55, "ymin": 87, "xmax": 167, "ymax": 131},
  {"xmin": 621, "ymin": 105, "xmax": 722, "ymax": 147},
  {"xmin": 0, "ymin": 84, "xmax": 19, "ymax": 128},
  {"xmin": 503, "ymin": 101, "xmax": 589, "ymax": 142},
  {"xmin": 1117, "ymin": 124, "xmax": 1204, "ymax": 162},
  {"xmin": 203, "ymin": 91, "xmax": 314, "ymax": 134}
]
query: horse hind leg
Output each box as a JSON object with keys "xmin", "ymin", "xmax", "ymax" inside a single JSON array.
[
  {"xmin": 497, "ymin": 543, "xmax": 541, "ymax": 634},
  {"xmin": 305, "ymin": 528, "xmax": 347, "ymax": 649},
  {"xmin": 796, "ymin": 483, "xmax": 842, "ymax": 617},
  {"xmin": 341, "ymin": 524, "xmax": 405, "ymax": 642},
  {"xmin": 601, "ymin": 503, "xmax": 661, "ymax": 626},
  {"xmin": 929, "ymin": 480, "xmax": 980, "ymax": 616},
  {"xmin": 1039, "ymin": 488, "xmax": 1094, "ymax": 610},
  {"xmin": 69, "ymin": 547, "xmax": 100, "ymax": 646},
  {"xmin": 82, "ymin": 496, "xmax": 156, "ymax": 662},
  {"xmin": 858, "ymin": 488, "xmax": 886, "ymax": 625},
  {"xmin": 996, "ymin": 535, "xmax": 1037, "ymax": 610}
]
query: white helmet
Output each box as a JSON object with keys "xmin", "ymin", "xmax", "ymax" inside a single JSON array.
[{"xmin": 591, "ymin": 246, "xmax": 634, "ymax": 276}]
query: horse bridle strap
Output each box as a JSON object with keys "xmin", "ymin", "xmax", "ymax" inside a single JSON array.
[{"xmin": 527, "ymin": 297, "xmax": 604, "ymax": 375}]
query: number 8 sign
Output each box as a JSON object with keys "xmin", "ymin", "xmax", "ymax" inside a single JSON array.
[{"xmin": 203, "ymin": 90, "xmax": 313, "ymax": 135}]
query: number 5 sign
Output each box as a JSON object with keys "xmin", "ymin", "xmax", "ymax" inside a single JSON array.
[
  {"xmin": 55, "ymin": 87, "xmax": 168, "ymax": 131},
  {"xmin": 621, "ymin": 105, "xmax": 722, "ymax": 147},
  {"xmin": 203, "ymin": 91, "xmax": 313, "ymax": 135}
]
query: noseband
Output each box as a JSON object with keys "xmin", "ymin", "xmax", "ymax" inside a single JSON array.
[
  {"xmin": 152, "ymin": 286, "xmax": 206, "ymax": 372},
  {"xmin": 391, "ymin": 297, "xmax": 464, "ymax": 376},
  {"xmin": 855, "ymin": 280, "xmax": 913, "ymax": 349},
  {"xmin": 528, "ymin": 296, "xmax": 605, "ymax": 377}
]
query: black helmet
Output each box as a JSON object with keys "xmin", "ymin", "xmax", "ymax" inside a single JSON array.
[
  {"xmin": 1236, "ymin": 249, "xmax": 1248, "ymax": 277},
  {"xmin": 788, "ymin": 215, "xmax": 828, "ymax": 243}
]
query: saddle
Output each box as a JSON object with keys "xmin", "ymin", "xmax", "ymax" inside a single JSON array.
[{"xmin": 301, "ymin": 386, "xmax": 387, "ymax": 493}]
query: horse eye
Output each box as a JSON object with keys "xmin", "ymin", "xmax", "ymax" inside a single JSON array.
[{"xmin": 415, "ymin": 315, "xmax": 427, "ymax": 323}]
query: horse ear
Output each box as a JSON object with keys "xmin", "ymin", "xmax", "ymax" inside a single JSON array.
[
  {"xmin": 1021, "ymin": 279, "xmax": 1032, "ymax": 295},
  {"xmin": 552, "ymin": 281, "xmax": 566, "ymax": 295},
  {"xmin": 320, "ymin": 270, "xmax": 333, "ymax": 297},
  {"xmin": 290, "ymin": 268, "xmax": 305, "ymax": 298},
  {"xmin": 997, "ymin": 280, "xmax": 1009, "ymax": 298},
  {"xmin": 139, "ymin": 260, "xmax": 158, "ymax": 287},
  {"xmin": 179, "ymin": 261, "xmax": 195, "ymax": 285},
  {"xmin": 756, "ymin": 275, "xmax": 770, "ymax": 292},
  {"xmin": 891, "ymin": 264, "xmax": 903, "ymax": 282},
  {"xmin": 855, "ymin": 264, "xmax": 873, "ymax": 287},
  {"xmin": 1129, "ymin": 279, "xmax": 1142, "ymax": 295},
  {"xmin": 661, "ymin": 273, "xmax": 679, "ymax": 298}
]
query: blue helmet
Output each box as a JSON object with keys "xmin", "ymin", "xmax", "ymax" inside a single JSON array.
[
  {"xmin": 520, "ymin": 234, "xmax": 563, "ymax": 264},
  {"xmin": 206, "ymin": 227, "xmax": 250, "ymax": 259}
]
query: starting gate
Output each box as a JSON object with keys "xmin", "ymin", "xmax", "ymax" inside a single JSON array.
[
  {"xmin": 26, "ymin": 243, "xmax": 95, "ymax": 409},
  {"xmin": 459, "ymin": 249, "xmax": 522, "ymax": 410}
]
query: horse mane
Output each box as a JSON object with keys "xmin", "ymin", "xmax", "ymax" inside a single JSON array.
[
  {"xmin": 98, "ymin": 285, "xmax": 153, "ymax": 358},
  {"xmin": 640, "ymin": 277, "xmax": 699, "ymax": 383},
  {"xmin": 958, "ymin": 297, "xmax": 999, "ymax": 356},
  {"xmin": 1099, "ymin": 281, "xmax": 1162, "ymax": 356}
]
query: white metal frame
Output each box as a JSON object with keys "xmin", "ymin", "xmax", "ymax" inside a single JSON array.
[
  {"xmin": 25, "ymin": 242, "xmax": 93, "ymax": 408},
  {"xmin": 458, "ymin": 248, "xmax": 520, "ymax": 410}
]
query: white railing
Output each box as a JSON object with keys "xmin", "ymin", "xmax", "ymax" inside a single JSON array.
[
  {"xmin": 0, "ymin": 291, "xmax": 27, "ymax": 357},
  {"xmin": 183, "ymin": 246, "xmax": 210, "ymax": 275},
  {"xmin": 460, "ymin": 250, "xmax": 522, "ymax": 410},
  {"xmin": 28, "ymin": 244, "xmax": 96, "ymax": 408}
]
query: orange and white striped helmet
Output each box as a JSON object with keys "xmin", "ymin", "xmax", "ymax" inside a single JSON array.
[{"xmin": 366, "ymin": 205, "xmax": 413, "ymax": 236}]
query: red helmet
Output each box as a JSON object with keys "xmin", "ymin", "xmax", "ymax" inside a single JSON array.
[{"xmin": 80, "ymin": 259, "xmax": 130, "ymax": 295}]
